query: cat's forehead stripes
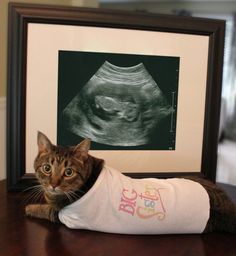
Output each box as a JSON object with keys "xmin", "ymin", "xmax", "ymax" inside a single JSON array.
[
  {"xmin": 50, "ymin": 158, "xmax": 55, "ymax": 165},
  {"xmin": 51, "ymin": 147, "xmax": 71, "ymax": 165},
  {"xmin": 50, "ymin": 150, "xmax": 84, "ymax": 168},
  {"xmin": 64, "ymin": 160, "xmax": 68, "ymax": 167},
  {"xmin": 52, "ymin": 156, "xmax": 69, "ymax": 167},
  {"xmin": 73, "ymin": 158, "xmax": 84, "ymax": 165}
]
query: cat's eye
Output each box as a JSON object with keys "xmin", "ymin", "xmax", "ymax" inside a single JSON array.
[
  {"xmin": 42, "ymin": 164, "xmax": 51, "ymax": 174},
  {"xmin": 64, "ymin": 168, "xmax": 74, "ymax": 177}
]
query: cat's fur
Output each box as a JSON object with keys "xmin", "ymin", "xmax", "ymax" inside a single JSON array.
[{"xmin": 25, "ymin": 132, "xmax": 236, "ymax": 233}]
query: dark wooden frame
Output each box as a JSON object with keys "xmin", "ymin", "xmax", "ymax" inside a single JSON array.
[{"xmin": 7, "ymin": 3, "xmax": 225, "ymax": 191}]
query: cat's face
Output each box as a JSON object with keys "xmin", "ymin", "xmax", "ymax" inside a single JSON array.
[{"xmin": 34, "ymin": 132, "xmax": 91, "ymax": 196}]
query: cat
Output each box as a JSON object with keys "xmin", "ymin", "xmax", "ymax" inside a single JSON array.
[{"xmin": 25, "ymin": 132, "xmax": 236, "ymax": 234}]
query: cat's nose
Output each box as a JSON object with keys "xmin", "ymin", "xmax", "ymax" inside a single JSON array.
[
  {"xmin": 49, "ymin": 183, "xmax": 59, "ymax": 191},
  {"xmin": 50, "ymin": 178, "xmax": 61, "ymax": 189},
  {"xmin": 49, "ymin": 184, "xmax": 59, "ymax": 192}
]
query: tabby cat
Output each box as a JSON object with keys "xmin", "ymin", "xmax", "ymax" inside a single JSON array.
[{"xmin": 25, "ymin": 132, "xmax": 236, "ymax": 233}]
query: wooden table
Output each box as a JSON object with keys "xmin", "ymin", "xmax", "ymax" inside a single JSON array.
[{"xmin": 0, "ymin": 180, "xmax": 235, "ymax": 256}]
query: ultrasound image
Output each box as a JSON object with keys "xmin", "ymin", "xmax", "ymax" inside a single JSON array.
[{"xmin": 61, "ymin": 61, "xmax": 173, "ymax": 146}]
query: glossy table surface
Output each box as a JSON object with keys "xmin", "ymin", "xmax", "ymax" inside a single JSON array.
[{"xmin": 0, "ymin": 180, "xmax": 235, "ymax": 256}]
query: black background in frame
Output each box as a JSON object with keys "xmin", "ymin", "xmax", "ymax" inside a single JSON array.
[{"xmin": 57, "ymin": 51, "xmax": 179, "ymax": 150}]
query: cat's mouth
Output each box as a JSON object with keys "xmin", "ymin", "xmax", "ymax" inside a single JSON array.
[{"xmin": 46, "ymin": 185, "xmax": 63, "ymax": 195}]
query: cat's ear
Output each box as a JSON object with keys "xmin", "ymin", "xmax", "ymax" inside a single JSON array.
[
  {"xmin": 73, "ymin": 138, "xmax": 91, "ymax": 159},
  {"xmin": 37, "ymin": 131, "xmax": 53, "ymax": 154}
]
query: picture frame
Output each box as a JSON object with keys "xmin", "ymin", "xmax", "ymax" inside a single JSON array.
[{"xmin": 7, "ymin": 3, "xmax": 225, "ymax": 191}]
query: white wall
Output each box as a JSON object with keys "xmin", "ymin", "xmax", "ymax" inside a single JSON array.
[{"xmin": 0, "ymin": 98, "xmax": 6, "ymax": 181}]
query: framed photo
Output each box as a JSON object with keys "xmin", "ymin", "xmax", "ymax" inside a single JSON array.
[{"xmin": 7, "ymin": 3, "xmax": 225, "ymax": 190}]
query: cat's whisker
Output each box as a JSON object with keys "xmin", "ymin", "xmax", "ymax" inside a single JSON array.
[
  {"xmin": 22, "ymin": 184, "xmax": 41, "ymax": 193},
  {"xmin": 69, "ymin": 190, "xmax": 83, "ymax": 199},
  {"xmin": 21, "ymin": 185, "xmax": 44, "ymax": 205},
  {"xmin": 64, "ymin": 192, "xmax": 74, "ymax": 203},
  {"xmin": 68, "ymin": 193, "xmax": 75, "ymax": 203},
  {"xmin": 63, "ymin": 192, "xmax": 70, "ymax": 202},
  {"xmin": 65, "ymin": 190, "xmax": 82, "ymax": 203},
  {"xmin": 22, "ymin": 187, "xmax": 40, "ymax": 203},
  {"xmin": 19, "ymin": 184, "xmax": 41, "ymax": 199},
  {"xmin": 68, "ymin": 193, "xmax": 79, "ymax": 201},
  {"xmin": 33, "ymin": 188, "xmax": 44, "ymax": 203},
  {"xmin": 22, "ymin": 189, "xmax": 41, "ymax": 205}
]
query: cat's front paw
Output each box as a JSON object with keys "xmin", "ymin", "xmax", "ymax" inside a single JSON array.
[
  {"xmin": 25, "ymin": 204, "xmax": 37, "ymax": 217},
  {"xmin": 25, "ymin": 204, "xmax": 59, "ymax": 223}
]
